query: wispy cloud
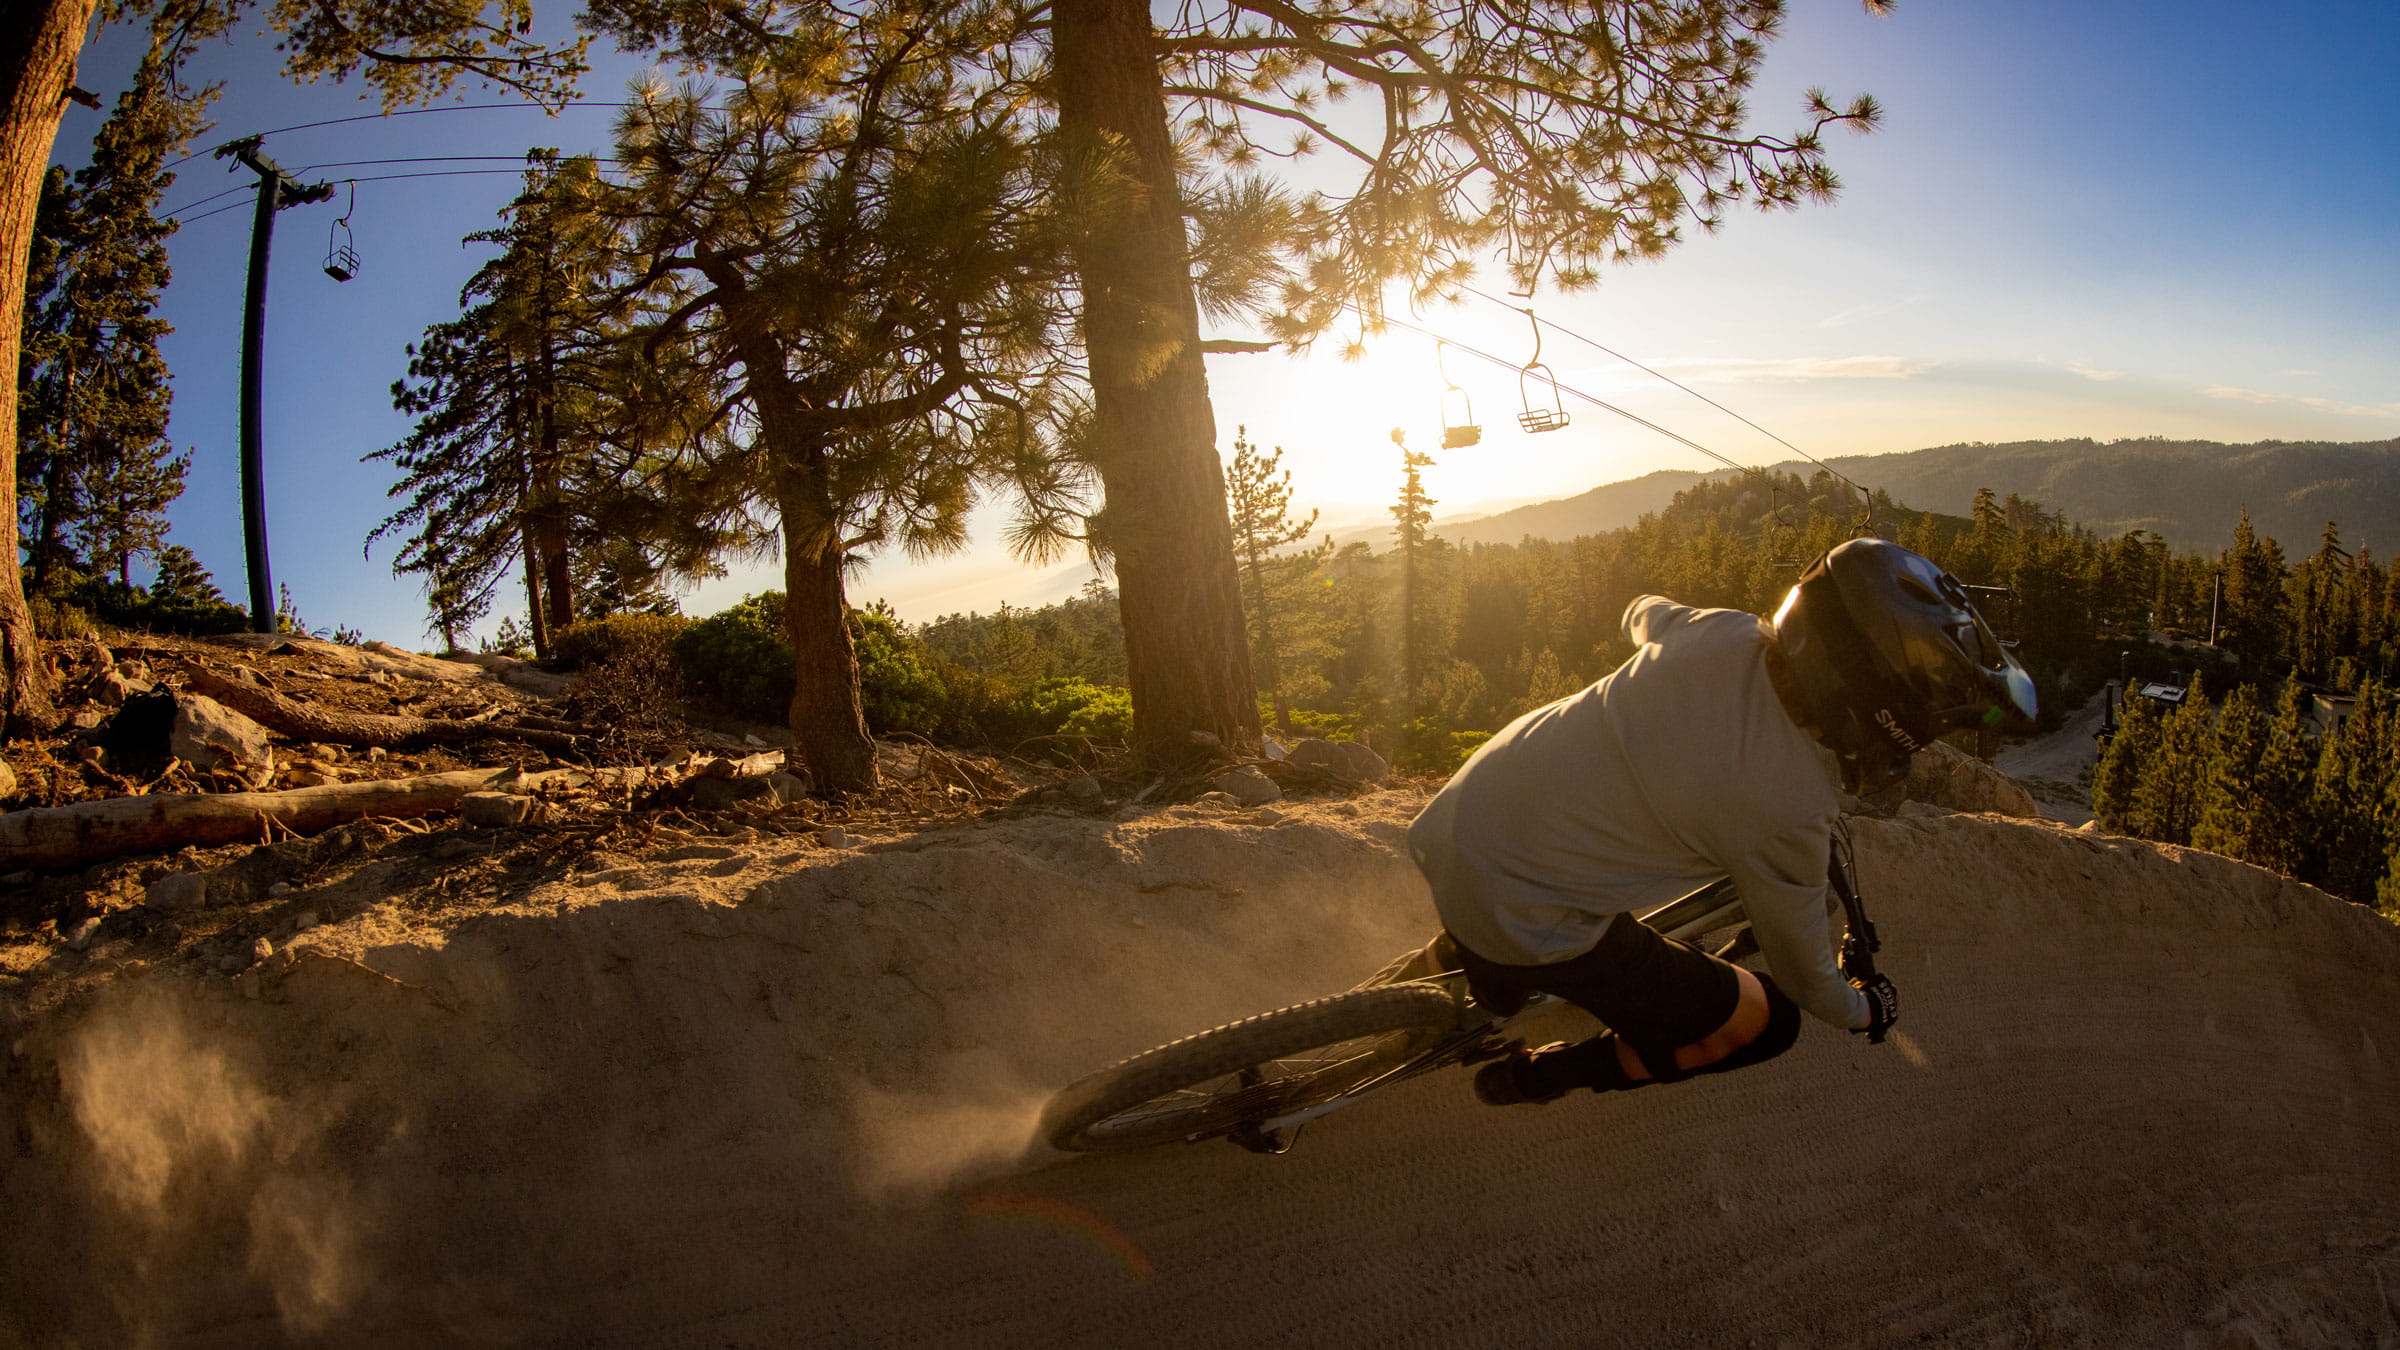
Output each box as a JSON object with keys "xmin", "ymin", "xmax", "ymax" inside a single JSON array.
[
  {"xmin": 2200, "ymin": 384, "xmax": 2400, "ymax": 418},
  {"xmin": 2067, "ymin": 361, "xmax": 2124, "ymax": 382}
]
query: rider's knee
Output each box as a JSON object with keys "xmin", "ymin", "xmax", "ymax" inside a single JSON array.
[{"xmin": 1694, "ymin": 973, "xmax": 1801, "ymax": 1075}]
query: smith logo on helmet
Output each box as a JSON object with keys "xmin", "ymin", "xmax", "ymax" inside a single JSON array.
[{"xmin": 1875, "ymin": 708, "xmax": 1922, "ymax": 752}]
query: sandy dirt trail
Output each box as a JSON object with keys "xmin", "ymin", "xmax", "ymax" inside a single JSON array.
[
  {"xmin": 1994, "ymin": 694, "xmax": 2107, "ymax": 826},
  {"xmin": 3, "ymin": 793, "xmax": 2396, "ymax": 1347}
]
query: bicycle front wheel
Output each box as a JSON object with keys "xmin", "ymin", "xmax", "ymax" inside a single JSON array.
[{"xmin": 1040, "ymin": 983, "xmax": 1463, "ymax": 1153}]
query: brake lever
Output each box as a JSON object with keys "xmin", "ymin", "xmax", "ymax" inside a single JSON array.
[{"xmin": 1828, "ymin": 820, "xmax": 1890, "ymax": 1042}]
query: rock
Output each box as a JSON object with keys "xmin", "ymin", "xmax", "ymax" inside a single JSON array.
[
  {"xmin": 62, "ymin": 916, "xmax": 101, "ymax": 951},
  {"xmin": 1904, "ymin": 742, "xmax": 2040, "ymax": 819},
  {"xmin": 291, "ymin": 911, "xmax": 320, "ymax": 933},
  {"xmin": 460, "ymin": 792, "xmax": 534, "ymax": 828},
  {"xmin": 765, "ymin": 773, "xmax": 810, "ymax": 805},
  {"xmin": 251, "ymin": 937, "xmax": 275, "ymax": 964},
  {"xmin": 287, "ymin": 759, "xmax": 345, "ymax": 788},
  {"xmin": 75, "ymin": 746, "xmax": 104, "ymax": 767},
  {"xmin": 97, "ymin": 689, "xmax": 178, "ymax": 769},
  {"xmin": 818, "ymin": 827, "xmax": 852, "ymax": 849},
  {"xmin": 67, "ymin": 708, "xmax": 106, "ymax": 731},
  {"xmin": 743, "ymin": 732, "xmax": 767, "ymax": 747},
  {"xmin": 1210, "ymin": 765, "xmax": 1283, "ymax": 807},
  {"xmin": 145, "ymin": 872, "xmax": 209, "ymax": 912},
  {"xmin": 118, "ymin": 660, "xmax": 151, "ymax": 683},
  {"xmin": 1063, "ymin": 775, "xmax": 1105, "ymax": 804},
  {"xmin": 1287, "ymin": 737, "xmax": 1390, "ymax": 786},
  {"xmin": 0, "ymin": 756, "xmax": 13, "ymax": 797},
  {"xmin": 94, "ymin": 670, "xmax": 135, "ymax": 706},
  {"xmin": 1237, "ymin": 807, "xmax": 1286, "ymax": 826},
  {"xmin": 690, "ymin": 775, "xmax": 773, "ymax": 812},
  {"xmin": 268, "ymin": 881, "xmax": 294, "ymax": 897},
  {"xmin": 169, "ymin": 694, "xmax": 272, "ymax": 777},
  {"xmin": 1193, "ymin": 791, "xmax": 1240, "ymax": 809}
]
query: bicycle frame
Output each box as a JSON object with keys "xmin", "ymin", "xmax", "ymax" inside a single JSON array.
[{"xmin": 1232, "ymin": 841, "xmax": 1873, "ymax": 1153}]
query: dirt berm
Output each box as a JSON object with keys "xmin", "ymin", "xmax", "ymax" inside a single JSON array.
[{"xmin": 4, "ymin": 793, "xmax": 2396, "ymax": 1347}]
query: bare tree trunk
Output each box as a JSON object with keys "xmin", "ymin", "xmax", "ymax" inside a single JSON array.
[
  {"xmin": 511, "ymin": 386, "xmax": 549, "ymax": 659},
  {"xmin": 1054, "ymin": 0, "xmax": 1259, "ymax": 767},
  {"xmin": 534, "ymin": 256, "xmax": 573, "ymax": 635},
  {"xmin": 776, "ymin": 478, "xmax": 877, "ymax": 794},
  {"xmin": 0, "ymin": 0, "xmax": 93, "ymax": 738}
]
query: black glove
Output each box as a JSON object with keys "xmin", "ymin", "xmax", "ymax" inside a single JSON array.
[{"xmin": 1852, "ymin": 974, "xmax": 1899, "ymax": 1043}]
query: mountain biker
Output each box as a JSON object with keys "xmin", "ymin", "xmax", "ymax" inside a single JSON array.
[{"xmin": 1406, "ymin": 537, "xmax": 2037, "ymax": 1106}]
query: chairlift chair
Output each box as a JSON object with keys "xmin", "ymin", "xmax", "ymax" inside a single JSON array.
[
  {"xmin": 1513, "ymin": 310, "xmax": 1570, "ymax": 433},
  {"xmin": 1436, "ymin": 342, "xmax": 1481, "ymax": 449},
  {"xmin": 323, "ymin": 181, "xmax": 358, "ymax": 282}
]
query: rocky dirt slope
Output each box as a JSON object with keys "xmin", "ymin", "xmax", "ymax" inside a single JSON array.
[{"xmin": 3, "ymin": 787, "xmax": 2395, "ymax": 1347}]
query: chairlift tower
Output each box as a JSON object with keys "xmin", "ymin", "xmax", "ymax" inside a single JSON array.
[{"xmin": 213, "ymin": 136, "xmax": 335, "ymax": 632}]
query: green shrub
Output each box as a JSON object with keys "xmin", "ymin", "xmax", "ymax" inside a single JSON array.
[
  {"xmin": 674, "ymin": 594, "xmax": 792, "ymax": 722},
  {"xmin": 554, "ymin": 612, "xmax": 689, "ymax": 671},
  {"xmin": 1013, "ymin": 676, "xmax": 1132, "ymax": 745},
  {"xmin": 853, "ymin": 608, "xmax": 946, "ymax": 737},
  {"xmin": 670, "ymin": 594, "xmax": 954, "ymax": 739},
  {"xmin": 29, "ymin": 592, "xmax": 98, "ymax": 641},
  {"xmin": 40, "ymin": 563, "xmax": 250, "ymax": 639}
]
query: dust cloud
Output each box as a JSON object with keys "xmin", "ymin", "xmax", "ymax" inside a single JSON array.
[
  {"xmin": 846, "ymin": 1053, "xmax": 1054, "ymax": 1202},
  {"xmin": 52, "ymin": 990, "xmax": 372, "ymax": 1339}
]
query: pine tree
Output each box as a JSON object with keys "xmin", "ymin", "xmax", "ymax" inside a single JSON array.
[
  {"xmin": 16, "ymin": 44, "xmax": 203, "ymax": 593},
  {"xmin": 2191, "ymin": 683, "xmax": 2269, "ymax": 861},
  {"xmin": 373, "ymin": 152, "xmax": 623, "ymax": 660},
  {"xmin": 2246, "ymin": 683, "xmax": 2320, "ymax": 880},
  {"xmin": 590, "ymin": 57, "xmax": 1086, "ymax": 792},
  {"xmin": 1391, "ymin": 436, "xmax": 1440, "ymax": 736},
  {"xmin": 1225, "ymin": 428, "xmax": 1328, "ymax": 732},
  {"xmin": 2131, "ymin": 681, "xmax": 2212, "ymax": 846},
  {"xmin": 2091, "ymin": 692, "xmax": 2158, "ymax": 835},
  {"xmin": 2220, "ymin": 508, "xmax": 2288, "ymax": 668},
  {"xmin": 2309, "ymin": 682, "xmax": 2395, "ymax": 904}
]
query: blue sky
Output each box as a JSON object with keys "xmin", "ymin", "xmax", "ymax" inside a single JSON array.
[{"xmin": 52, "ymin": 0, "xmax": 2400, "ymax": 643}]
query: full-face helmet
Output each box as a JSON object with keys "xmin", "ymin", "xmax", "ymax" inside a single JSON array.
[{"xmin": 1771, "ymin": 538, "xmax": 2039, "ymax": 791}]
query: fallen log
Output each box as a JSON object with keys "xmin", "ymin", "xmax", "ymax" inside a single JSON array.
[
  {"xmin": 180, "ymin": 661, "xmax": 588, "ymax": 756},
  {"xmin": 0, "ymin": 765, "xmax": 669, "ymax": 870},
  {"xmin": 0, "ymin": 770, "xmax": 509, "ymax": 870}
]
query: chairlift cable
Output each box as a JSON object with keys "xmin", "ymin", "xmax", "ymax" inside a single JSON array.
[
  {"xmin": 165, "ymin": 100, "xmax": 736, "ymax": 173},
  {"xmin": 163, "ymin": 167, "xmax": 569, "ymax": 224},
  {"xmin": 1366, "ymin": 308, "xmax": 1757, "ymax": 481},
  {"xmin": 1459, "ymin": 282, "xmax": 1874, "ymax": 505}
]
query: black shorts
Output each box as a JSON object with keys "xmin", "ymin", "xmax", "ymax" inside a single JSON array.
[{"xmin": 1449, "ymin": 912, "xmax": 1742, "ymax": 1061}]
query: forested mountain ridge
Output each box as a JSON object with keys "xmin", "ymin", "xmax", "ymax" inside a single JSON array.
[
  {"xmin": 1455, "ymin": 437, "xmax": 2400, "ymax": 556},
  {"xmin": 1816, "ymin": 437, "xmax": 2400, "ymax": 555},
  {"xmin": 1430, "ymin": 468, "xmax": 1716, "ymax": 548}
]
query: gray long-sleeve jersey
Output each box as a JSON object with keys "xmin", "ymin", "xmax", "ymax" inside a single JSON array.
[{"xmin": 1407, "ymin": 596, "xmax": 1871, "ymax": 1031}]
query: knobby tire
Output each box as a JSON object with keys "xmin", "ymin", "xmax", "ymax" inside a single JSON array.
[{"xmin": 1040, "ymin": 983, "xmax": 1462, "ymax": 1152}]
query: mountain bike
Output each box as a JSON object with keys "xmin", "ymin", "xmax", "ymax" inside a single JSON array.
[{"xmin": 1040, "ymin": 828, "xmax": 1883, "ymax": 1155}]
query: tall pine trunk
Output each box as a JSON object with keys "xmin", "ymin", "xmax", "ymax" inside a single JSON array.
[
  {"xmin": 0, "ymin": 0, "xmax": 93, "ymax": 735},
  {"xmin": 775, "ymin": 469, "xmax": 877, "ymax": 794},
  {"xmin": 1054, "ymin": 0, "xmax": 1260, "ymax": 766}
]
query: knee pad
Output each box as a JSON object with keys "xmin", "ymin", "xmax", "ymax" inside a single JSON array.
[{"xmin": 1696, "ymin": 974, "xmax": 1802, "ymax": 1075}]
